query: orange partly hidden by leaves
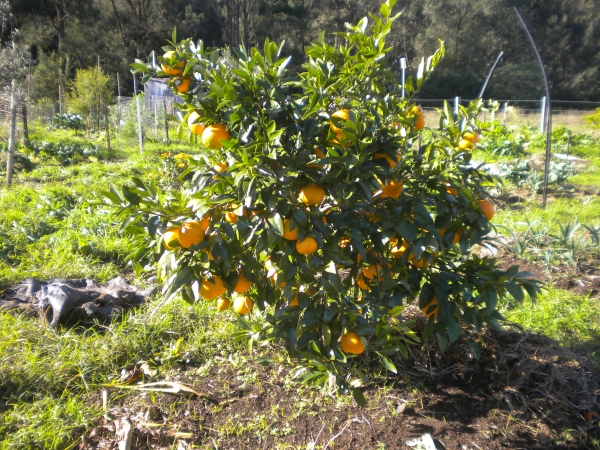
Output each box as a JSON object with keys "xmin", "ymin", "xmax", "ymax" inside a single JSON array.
[
  {"xmin": 373, "ymin": 152, "xmax": 397, "ymax": 169},
  {"xmin": 477, "ymin": 199, "xmax": 495, "ymax": 221},
  {"xmin": 296, "ymin": 236, "xmax": 318, "ymax": 255},
  {"xmin": 202, "ymin": 124, "xmax": 230, "ymax": 149},
  {"xmin": 161, "ymin": 50, "xmax": 184, "ymax": 75},
  {"xmin": 178, "ymin": 222, "xmax": 205, "ymax": 248},
  {"xmin": 233, "ymin": 274, "xmax": 251, "ymax": 293},
  {"xmin": 458, "ymin": 139, "xmax": 473, "ymax": 150},
  {"xmin": 200, "ymin": 275, "xmax": 227, "ymax": 300},
  {"xmin": 446, "ymin": 187, "xmax": 458, "ymax": 197},
  {"xmin": 390, "ymin": 236, "xmax": 408, "ymax": 258},
  {"xmin": 174, "ymin": 77, "xmax": 191, "ymax": 93},
  {"xmin": 379, "ymin": 179, "xmax": 403, "ymax": 199},
  {"xmin": 283, "ymin": 218, "xmax": 299, "ymax": 240},
  {"xmin": 421, "ymin": 295, "xmax": 439, "ymax": 320},
  {"xmin": 462, "ymin": 131, "xmax": 481, "ymax": 143},
  {"xmin": 412, "ymin": 106, "xmax": 425, "ymax": 130},
  {"xmin": 216, "ymin": 298, "xmax": 230, "ymax": 311},
  {"xmin": 340, "ymin": 331, "xmax": 365, "ymax": 354},
  {"xmin": 289, "ymin": 294, "xmax": 299, "ymax": 307},
  {"xmin": 162, "ymin": 227, "xmax": 181, "ymax": 250},
  {"xmin": 330, "ymin": 109, "xmax": 351, "ymax": 134},
  {"xmin": 356, "ymin": 273, "xmax": 369, "ymax": 290},
  {"xmin": 213, "ymin": 162, "xmax": 227, "ymax": 173},
  {"xmin": 225, "ymin": 211, "xmax": 238, "ymax": 224},
  {"xmin": 187, "ymin": 111, "xmax": 205, "ymax": 135},
  {"xmin": 233, "ymin": 295, "xmax": 253, "ymax": 314},
  {"xmin": 298, "ymin": 184, "xmax": 325, "ymax": 206}
]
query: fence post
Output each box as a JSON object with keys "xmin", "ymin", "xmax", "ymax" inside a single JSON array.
[
  {"xmin": 454, "ymin": 96, "xmax": 460, "ymax": 118},
  {"xmin": 6, "ymin": 81, "xmax": 17, "ymax": 187},
  {"xmin": 163, "ymin": 97, "xmax": 169, "ymax": 145},
  {"xmin": 104, "ymin": 102, "xmax": 111, "ymax": 153},
  {"xmin": 133, "ymin": 73, "xmax": 143, "ymax": 154},
  {"xmin": 539, "ymin": 96, "xmax": 546, "ymax": 132},
  {"xmin": 58, "ymin": 84, "xmax": 63, "ymax": 114},
  {"xmin": 398, "ymin": 57, "xmax": 407, "ymax": 98},
  {"xmin": 503, "ymin": 102, "xmax": 508, "ymax": 125},
  {"xmin": 154, "ymin": 100, "xmax": 158, "ymax": 141},
  {"xmin": 22, "ymin": 104, "xmax": 28, "ymax": 145}
]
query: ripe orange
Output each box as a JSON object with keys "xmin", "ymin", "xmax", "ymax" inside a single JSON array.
[
  {"xmin": 202, "ymin": 124, "xmax": 230, "ymax": 149},
  {"xmin": 163, "ymin": 227, "xmax": 180, "ymax": 250},
  {"xmin": 200, "ymin": 275, "xmax": 227, "ymax": 300},
  {"xmin": 213, "ymin": 162, "xmax": 227, "ymax": 173},
  {"xmin": 356, "ymin": 273, "xmax": 369, "ymax": 290},
  {"xmin": 373, "ymin": 153, "xmax": 397, "ymax": 169},
  {"xmin": 477, "ymin": 199, "xmax": 495, "ymax": 221},
  {"xmin": 225, "ymin": 211, "xmax": 239, "ymax": 224},
  {"xmin": 296, "ymin": 236, "xmax": 318, "ymax": 254},
  {"xmin": 412, "ymin": 106, "xmax": 425, "ymax": 130},
  {"xmin": 330, "ymin": 109, "xmax": 352, "ymax": 134},
  {"xmin": 233, "ymin": 274, "xmax": 251, "ymax": 293},
  {"xmin": 332, "ymin": 132, "xmax": 351, "ymax": 147},
  {"xmin": 187, "ymin": 111, "xmax": 205, "ymax": 135},
  {"xmin": 298, "ymin": 184, "xmax": 325, "ymax": 206},
  {"xmin": 439, "ymin": 228, "xmax": 460, "ymax": 245},
  {"xmin": 390, "ymin": 237, "xmax": 408, "ymax": 258},
  {"xmin": 462, "ymin": 131, "xmax": 481, "ymax": 143},
  {"xmin": 289, "ymin": 295, "xmax": 299, "ymax": 307},
  {"xmin": 421, "ymin": 295, "xmax": 438, "ymax": 320},
  {"xmin": 338, "ymin": 237, "xmax": 351, "ymax": 249},
  {"xmin": 340, "ymin": 331, "xmax": 365, "ymax": 354},
  {"xmin": 269, "ymin": 272, "xmax": 286, "ymax": 288},
  {"xmin": 233, "ymin": 295, "xmax": 253, "ymax": 314},
  {"xmin": 458, "ymin": 139, "xmax": 473, "ymax": 150},
  {"xmin": 446, "ymin": 187, "xmax": 458, "ymax": 197},
  {"xmin": 283, "ymin": 218, "xmax": 299, "ymax": 240},
  {"xmin": 178, "ymin": 222, "xmax": 205, "ymax": 248},
  {"xmin": 199, "ymin": 215, "xmax": 210, "ymax": 232},
  {"xmin": 174, "ymin": 77, "xmax": 191, "ymax": 93},
  {"xmin": 379, "ymin": 179, "xmax": 403, "ymax": 199},
  {"xmin": 362, "ymin": 263, "xmax": 382, "ymax": 280},
  {"xmin": 161, "ymin": 51, "xmax": 184, "ymax": 75},
  {"xmin": 216, "ymin": 298, "xmax": 230, "ymax": 311},
  {"xmin": 410, "ymin": 253, "xmax": 430, "ymax": 268},
  {"xmin": 314, "ymin": 148, "xmax": 326, "ymax": 159}
]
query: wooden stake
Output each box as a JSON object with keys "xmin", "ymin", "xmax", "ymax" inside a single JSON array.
[
  {"xmin": 104, "ymin": 102, "xmax": 111, "ymax": 152},
  {"xmin": 22, "ymin": 104, "xmax": 28, "ymax": 144},
  {"xmin": 163, "ymin": 97, "xmax": 169, "ymax": 145},
  {"xmin": 6, "ymin": 81, "xmax": 17, "ymax": 187},
  {"xmin": 133, "ymin": 73, "xmax": 143, "ymax": 154}
]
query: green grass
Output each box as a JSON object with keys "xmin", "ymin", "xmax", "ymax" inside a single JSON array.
[
  {"xmin": 0, "ymin": 299, "xmax": 241, "ymax": 449},
  {"xmin": 503, "ymin": 287, "xmax": 600, "ymax": 359}
]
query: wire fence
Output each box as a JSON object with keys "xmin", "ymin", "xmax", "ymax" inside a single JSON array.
[{"xmin": 0, "ymin": 95, "xmax": 597, "ymax": 147}]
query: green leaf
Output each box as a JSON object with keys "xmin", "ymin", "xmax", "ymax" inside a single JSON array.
[
  {"xmin": 377, "ymin": 352, "xmax": 397, "ymax": 373},
  {"xmin": 268, "ymin": 212, "xmax": 284, "ymax": 236},
  {"xmin": 352, "ymin": 388, "xmax": 367, "ymax": 407},
  {"xmin": 380, "ymin": 3, "xmax": 390, "ymax": 17}
]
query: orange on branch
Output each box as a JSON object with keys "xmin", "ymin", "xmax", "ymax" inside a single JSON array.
[
  {"xmin": 458, "ymin": 139, "xmax": 473, "ymax": 150},
  {"xmin": 446, "ymin": 187, "xmax": 458, "ymax": 197},
  {"xmin": 187, "ymin": 111, "xmax": 205, "ymax": 135},
  {"xmin": 283, "ymin": 218, "xmax": 299, "ymax": 240},
  {"xmin": 202, "ymin": 124, "xmax": 230, "ymax": 149},
  {"xmin": 390, "ymin": 237, "xmax": 408, "ymax": 258},
  {"xmin": 373, "ymin": 152, "xmax": 397, "ymax": 169},
  {"xmin": 162, "ymin": 227, "xmax": 181, "ymax": 250},
  {"xmin": 298, "ymin": 184, "xmax": 325, "ymax": 206},
  {"xmin": 233, "ymin": 296, "xmax": 253, "ymax": 314},
  {"xmin": 421, "ymin": 296, "xmax": 439, "ymax": 320},
  {"xmin": 233, "ymin": 274, "xmax": 251, "ymax": 293},
  {"xmin": 330, "ymin": 109, "xmax": 352, "ymax": 134},
  {"xmin": 213, "ymin": 162, "xmax": 228, "ymax": 173},
  {"xmin": 178, "ymin": 222, "xmax": 205, "ymax": 248},
  {"xmin": 289, "ymin": 295, "xmax": 299, "ymax": 307},
  {"xmin": 200, "ymin": 275, "xmax": 227, "ymax": 300},
  {"xmin": 296, "ymin": 236, "xmax": 318, "ymax": 255},
  {"xmin": 225, "ymin": 211, "xmax": 238, "ymax": 224},
  {"xmin": 462, "ymin": 131, "xmax": 481, "ymax": 143},
  {"xmin": 380, "ymin": 179, "xmax": 403, "ymax": 199},
  {"xmin": 477, "ymin": 199, "xmax": 495, "ymax": 221},
  {"xmin": 174, "ymin": 77, "xmax": 191, "ymax": 93},
  {"xmin": 161, "ymin": 50, "xmax": 184, "ymax": 75},
  {"xmin": 340, "ymin": 331, "xmax": 365, "ymax": 355},
  {"xmin": 216, "ymin": 298, "xmax": 230, "ymax": 311},
  {"xmin": 411, "ymin": 106, "xmax": 425, "ymax": 130}
]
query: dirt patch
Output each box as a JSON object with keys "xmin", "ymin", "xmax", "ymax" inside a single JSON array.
[
  {"xmin": 80, "ymin": 326, "xmax": 600, "ymax": 449},
  {"xmin": 498, "ymin": 254, "xmax": 600, "ymax": 298}
]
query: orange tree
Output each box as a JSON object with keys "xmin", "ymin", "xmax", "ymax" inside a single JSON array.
[{"xmin": 112, "ymin": 0, "xmax": 541, "ymax": 401}]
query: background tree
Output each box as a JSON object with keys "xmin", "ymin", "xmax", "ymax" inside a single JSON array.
[{"xmin": 67, "ymin": 67, "xmax": 113, "ymax": 132}]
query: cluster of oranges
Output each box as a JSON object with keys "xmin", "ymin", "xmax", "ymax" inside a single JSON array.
[{"xmin": 156, "ymin": 100, "xmax": 492, "ymax": 357}]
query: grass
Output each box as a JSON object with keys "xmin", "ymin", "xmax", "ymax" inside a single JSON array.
[{"xmin": 502, "ymin": 287, "xmax": 600, "ymax": 363}]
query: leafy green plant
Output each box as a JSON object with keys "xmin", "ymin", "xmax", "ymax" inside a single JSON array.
[
  {"xmin": 25, "ymin": 140, "xmax": 102, "ymax": 165},
  {"xmin": 584, "ymin": 109, "xmax": 600, "ymax": 132},
  {"xmin": 110, "ymin": 1, "xmax": 541, "ymax": 398},
  {"xmin": 480, "ymin": 121, "xmax": 526, "ymax": 156},
  {"xmin": 51, "ymin": 113, "xmax": 84, "ymax": 135}
]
